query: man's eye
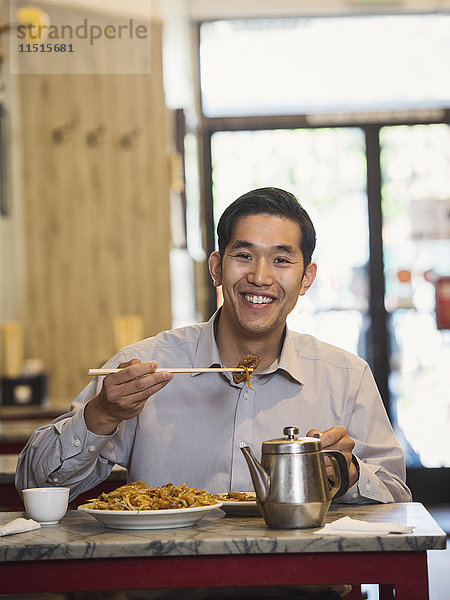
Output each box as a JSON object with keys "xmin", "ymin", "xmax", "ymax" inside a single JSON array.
[
  {"xmin": 236, "ymin": 253, "xmax": 252, "ymax": 260},
  {"xmin": 274, "ymin": 257, "xmax": 291, "ymax": 264}
]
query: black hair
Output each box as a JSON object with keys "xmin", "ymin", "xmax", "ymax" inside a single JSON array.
[{"xmin": 217, "ymin": 187, "xmax": 316, "ymax": 267}]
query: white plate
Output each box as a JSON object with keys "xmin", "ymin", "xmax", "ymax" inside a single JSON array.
[
  {"xmin": 77, "ymin": 501, "xmax": 222, "ymax": 530},
  {"xmin": 215, "ymin": 493, "xmax": 261, "ymax": 516}
]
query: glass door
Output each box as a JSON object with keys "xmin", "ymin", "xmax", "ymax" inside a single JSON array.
[{"xmin": 380, "ymin": 124, "xmax": 450, "ymax": 471}]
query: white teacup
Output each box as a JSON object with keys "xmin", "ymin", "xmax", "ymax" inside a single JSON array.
[{"xmin": 22, "ymin": 487, "xmax": 70, "ymax": 525}]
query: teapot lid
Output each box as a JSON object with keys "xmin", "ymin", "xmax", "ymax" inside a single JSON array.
[{"xmin": 262, "ymin": 426, "xmax": 322, "ymax": 454}]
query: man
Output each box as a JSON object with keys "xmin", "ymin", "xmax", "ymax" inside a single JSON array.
[
  {"xmin": 16, "ymin": 186, "xmax": 410, "ymax": 500},
  {"xmin": 16, "ymin": 187, "xmax": 410, "ymax": 598}
]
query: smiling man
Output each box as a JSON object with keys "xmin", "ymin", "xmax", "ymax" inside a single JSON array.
[
  {"xmin": 17, "ymin": 187, "xmax": 410, "ymax": 598},
  {"xmin": 17, "ymin": 185, "xmax": 410, "ymax": 500}
]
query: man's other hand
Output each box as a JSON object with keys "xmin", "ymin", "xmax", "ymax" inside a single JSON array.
[{"xmin": 307, "ymin": 426, "xmax": 359, "ymax": 488}]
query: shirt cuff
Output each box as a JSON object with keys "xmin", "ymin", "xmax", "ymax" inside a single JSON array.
[
  {"xmin": 53, "ymin": 404, "xmax": 117, "ymax": 462},
  {"xmin": 335, "ymin": 457, "xmax": 390, "ymax": 503}
]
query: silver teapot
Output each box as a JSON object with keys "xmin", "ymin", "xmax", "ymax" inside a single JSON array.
[{"xmin": 240, "ymin": 426, "xmax": 349, "ymax": 529}]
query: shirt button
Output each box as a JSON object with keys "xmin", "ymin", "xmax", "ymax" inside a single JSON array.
[
  {"xmin": 88, "ymin": 445, "xmax": 96, "ymax": 453},
  {"xmin": 352, "ymin": 493, "xmax": 358, "ymax": 499},
  {"xmin": 244, "ymin": 392, "xmax": 249, "ymax": 399},
  {"xmin": 366, "ymin": 482, "xmax": 371, "ymax": 491},
  {"xmin": 73, "ymin": 439, "xmax": 80, "ymax": 447},
  {"xmin": 52, "ymin": 477, "xmax": 59, "ymax": 483}
]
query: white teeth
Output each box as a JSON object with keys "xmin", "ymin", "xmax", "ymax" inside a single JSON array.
[{"xmin": 245, "ymin": 294, "xmax": 274, "ymax": 305}]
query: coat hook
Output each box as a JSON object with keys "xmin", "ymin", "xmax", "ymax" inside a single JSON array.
[
  {"xmin": 119, "ymin": 128, "xmax": 140, "ymax": 150},
  {"xmin": 52, "ymin": 118, "xmax": 77, "ymax": 144},
  {"xmin": 86, "ymin": 124, "xmax": 105, "ymax": 147}
]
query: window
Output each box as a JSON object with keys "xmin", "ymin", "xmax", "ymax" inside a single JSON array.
[{"xmin": 200, "ymin": 14, "xmax": 450, "ymax": 117}]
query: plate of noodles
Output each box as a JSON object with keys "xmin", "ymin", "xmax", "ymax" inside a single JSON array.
[
  {"xmin": 78, "ymin": 481, "xmax": 222, "ymax": 529},
  {"xmin": 213, "ymin": 492, "xmax": 261, "ymax": 516}
]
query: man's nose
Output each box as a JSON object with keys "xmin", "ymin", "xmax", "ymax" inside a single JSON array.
[{"xmin": 248, "ymin": 258, "xmax": 273, "ymax": 286}]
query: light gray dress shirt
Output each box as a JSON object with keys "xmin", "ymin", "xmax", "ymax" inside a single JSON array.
[{"xmin": 16, "ymin": 311, "xmax": 411, "ymax": 503}]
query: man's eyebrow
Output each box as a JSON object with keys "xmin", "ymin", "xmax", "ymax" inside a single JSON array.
[
  {"xmin": 229, "ymin": 240, "xmax": 255, "ymax": 250},
  {"xmin": 229, "ymin": 240, "xmax": 297, "ymax": 254},
  {"xmin": 273, "ymin": 244, "xmax": 297, "ymax": 254}
]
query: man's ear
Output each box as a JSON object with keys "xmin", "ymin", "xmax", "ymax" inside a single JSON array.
[
  {"xmin": 208, "ymin": 251, "xmax": 222, "ymax": 287},
  {"xmin": 299, "ymin": 262, "xmax": 317, "ymax": 296}
]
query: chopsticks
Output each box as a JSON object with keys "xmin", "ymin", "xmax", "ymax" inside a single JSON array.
[{"xmin": 88, "ymin": 367, "xmax": 254, "ymax": 376}]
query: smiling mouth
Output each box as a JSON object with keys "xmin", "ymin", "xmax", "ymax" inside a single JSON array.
[{"xmin": 244, "ymin": 294, "xmax": 274, "ymax": 305}]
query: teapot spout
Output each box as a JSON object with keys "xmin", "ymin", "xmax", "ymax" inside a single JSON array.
[{"xmin": 239, "ymin": 442, "xmax": 270, "ymax": 502}]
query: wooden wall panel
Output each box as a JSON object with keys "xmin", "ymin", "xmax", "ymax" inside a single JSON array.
[{"xmin": 19, "ymin": 22, "xmax": 171, "ymax": 405}]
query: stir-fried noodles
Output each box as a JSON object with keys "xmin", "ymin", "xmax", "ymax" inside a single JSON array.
[
  {"xmin": 83, "ymin": 481, "xmax": 218, "ymax": 511},
  {"xmin": 213, "ymin": 492, "xmax": 255, "ymax": 502}
]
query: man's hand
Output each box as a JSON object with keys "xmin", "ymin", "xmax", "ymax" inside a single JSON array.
[
  {"xmin": 84, "ymin": 359, "xmax": 173, "ymax": 435},
  {"xmin": 307, "ymin": 426, "xmax": 359, "ymax": 488}
]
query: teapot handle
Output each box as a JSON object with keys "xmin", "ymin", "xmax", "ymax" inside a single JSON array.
[{"xmin": 323, "ymin": 450, "xmax": 350, "ymax": 499}]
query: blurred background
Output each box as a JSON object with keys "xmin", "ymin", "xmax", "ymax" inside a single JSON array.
[{"xmin": 0, "ymin": 0, "xmax": 449, "ymax": 505}]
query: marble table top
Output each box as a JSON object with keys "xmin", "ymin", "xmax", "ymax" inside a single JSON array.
[{"xmin": 0, "ymin": 502, "xmax": 446, "ymax": 562}]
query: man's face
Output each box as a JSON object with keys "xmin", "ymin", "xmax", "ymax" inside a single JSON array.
[{"xmin": 209, "ymin": 214, "xmax": 316, "ymax": 339}]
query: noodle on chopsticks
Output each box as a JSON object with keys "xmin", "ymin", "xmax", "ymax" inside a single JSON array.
[
  {"xmin": 83, "ymin": 481, "xmax": 218, "ymax": 511},
  {"xmin": 232, "ymin": 354, "xmax": 260, "ymax": 390},
  {"xmin": 242, "ymin": 365, "xmax": 253, "ymax": 390}
]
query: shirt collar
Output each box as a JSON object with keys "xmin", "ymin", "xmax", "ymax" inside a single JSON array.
[
  {"xmin": 275, "ymin": 327, "xmax": 304, "ymax": 385},
  {"xmin": 192, "ymin": 310, "xmax": 304, "ymax": 385},
  {"xmin": 192, "ymin": 309, "xmax": 223, "ymax": 375}
]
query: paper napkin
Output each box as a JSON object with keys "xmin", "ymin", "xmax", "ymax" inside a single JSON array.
[
  {"xmin": 0, "ymin": 517, "xmax": 41, "ymax": 536},
  {"xmin": 314, "ymin": 516, "xmax": 415, "ymax": 535}
]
